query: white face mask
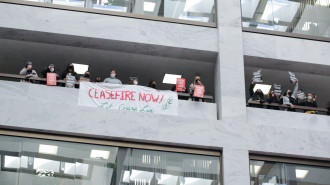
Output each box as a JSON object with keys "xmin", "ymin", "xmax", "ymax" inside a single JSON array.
[
  {"xmin": 27, "ymin": 65, "xmax": 32, "ymax": 69},
  {"xmin": 308, "ymin": 96, "xmax": 313, "ymax": 100},
  {"xmin": 50, "ymin": 68, "xmax": 54, "ymax": 72},
  {"xmin": 133, "ymin": 81, "xmax": 138, "ymax": 85},
  {"xmin": 110, "ymin": 74, "xmax": 116, "ymax": 78}
]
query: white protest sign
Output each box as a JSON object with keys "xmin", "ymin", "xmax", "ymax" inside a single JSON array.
[
  {"xmin": 253, "ymin": 70, "xmax": 263, "ymax": 83},
  {"xmin": 288, "ymin": 71, "xmax": 297, "ymax": 83},
  {"xmin": 78, "ymin": 82, "xmax": 178, "ymax": 116}
]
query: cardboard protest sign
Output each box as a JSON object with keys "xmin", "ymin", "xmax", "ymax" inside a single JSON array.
[
  {"xmin": 176, "ymin": 78, "xmax": 186, "ymax": 92},
  {"xmin": 297, "ymin": 90, "xmax": 306, "ymax": 100},
  {"xmin": 253, "ymin": 70, "xmax": 263, "ymax": 83},
  {"xmin": 273, "ymin": 84, "xmax": 282, "ymax": 96},
  {"xmin": 78, "ymin": 82, "xmax": 178, "ymax": 116},
  {"xmin": 193, "ymin": 85, "xmax": 204, "ymax": 98},
  {"xmin": 47, "ymin": 73, "xmax": 57, "ymax": 86},
  {"xmin": 288, "ymin": 71, "xmax": 297, "ymax": 83}
]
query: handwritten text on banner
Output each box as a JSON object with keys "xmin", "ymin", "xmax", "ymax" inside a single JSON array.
[{"xmin": 78, "ymin": 82, "xmax": 178, "ymax": 115}]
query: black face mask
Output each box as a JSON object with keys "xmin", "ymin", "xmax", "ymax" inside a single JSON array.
[
  {"xmin": 151, "ymin": 84, "xmax": 156, "ymax": 88},
  {"xmin": 96, "ymin": 79, "xmax": 101, "ymax": 82},
  {"xmin": 84, "ymin": 74, "xmax": 90, "ymax": 78},
  {"xmin": 288, "ymin": 92, "xmax": 292, "ymax": 96}
]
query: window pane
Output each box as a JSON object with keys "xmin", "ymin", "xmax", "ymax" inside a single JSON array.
[
  {"xmin": 241, "ymin": 0, "xmax": 330, "ymax": 38},
  {"xmin": 250, "ymin": 160, "xmax": 330, "ymax": 185}
]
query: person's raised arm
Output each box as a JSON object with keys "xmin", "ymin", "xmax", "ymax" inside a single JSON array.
[
  {"xmin": 292, "ymin": 79, "xmax": 299, "ymax": 98},
  {"xmin": 19, "ymin": 68, "xmax": 27, "ymax": 76}
]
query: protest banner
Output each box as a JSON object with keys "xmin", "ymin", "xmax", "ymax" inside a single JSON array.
[
  {"xmin": 47, "ymin": 73, "xmax": 57, "ymax": 86},
  {"xmin": 176, "ymin": 78, "xmax": 186, "ymax": 92},
  {"xmin": 78, "ymin": 82, "xmax": 178, "ymax": 115},
  {"xmin": 288, "ymin": 71, "xmax": 297, "ymax": 83},
  {"xmin": 193, "ymin": 85, "xmax": 204, "ymax": 98},
  {"xmin": 297, "ymin": 90, "xmax": 306, "ymax": 100},
  {"xmin": 253, "ymin": 70, "xmax": 263, "ymax": 83}
]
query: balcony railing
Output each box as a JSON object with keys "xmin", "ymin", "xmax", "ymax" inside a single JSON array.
[
  {"xmin": 248, "ymin": 100, "xmax": 329, "ymax": 115},
  {"xmin": 0, "ymin": 73, "xmax": 214, "ymax": 102}
]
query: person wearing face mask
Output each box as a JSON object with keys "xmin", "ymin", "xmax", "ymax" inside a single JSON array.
[
  {"xmin": 61, "ymin": 63, "xmax": 78, "ymax": 88},
  {"xmin": 299, "ymin": 93, "xmax": 317, "ymax": 113},
  {"xmin": 104, "ymin": 69, "xmax": 122, "ymax": 85},
  {"xmin": 20, "ymin": 61, "xmax": 38, "ymax": 83},
  {"xmin": 94, "ymin": 77, "xmax": 102, "ymax": 83},
  {"xmin": 189, "ymin": 76, "xmax": 205, "ymax": 102},
  {"xmin": 148, "ymin": 80, "xmax": 157, "ymax": 89},
  {"xmin": 41, "ymin": 64, "xmax": 59, "ymax": 79},
  {"xmin": 128, "ymin": 77, "xmax": 138, "ymax": 85},
  {"xmin": 79, "ymin": 71, "xmax": 91, "ymax": 82},
  {"xmin": 281, "ymin": 79, "xmax": 299, "ymax": 111}
]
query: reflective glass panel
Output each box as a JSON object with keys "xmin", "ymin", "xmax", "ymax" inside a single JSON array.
[
  {"xmin": 250, "ymin": 160, "xmax": 330, "ymax": 185},
  {"xmin": 241, "ymin": 0, "xmax": 330, "ymax": 38},
  {"xmin": 0, "ymin": 135, "xmax": 221, "ymax": 185}
]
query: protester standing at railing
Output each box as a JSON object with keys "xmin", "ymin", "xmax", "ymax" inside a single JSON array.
[
  {"xmin": 248, "ymin": 79, "xmax": 265, "ymax": 107},
  {"xmin": 41, "ymin": 64, "xmax": 59, "ymax": 79},
  {"xmin": 60, "ymin": 63, "xmax": 78, "ymax": 88},
  {"xmin": 19, "ymin": 61, "xmax": 38, "ymax": 83},
  {"xmin": 189, "ymin": 76, "xmax": 204, "ymax": 102},
  {"xmin": 79, "ymin": 71, "xmax": 91, "ymax": 83},
  {"xmin": 94, "ymin": 77, "xmax": 102, "ymax": 83},
  {"xmin": 104, "ymin": 69, "xmax": 122, "ymax": 85},
  {"xmin": 148, "ymin": 80, "xmax": 157, "ymax": 89},
  {"xmin": 267, "ymin": 90, "xmax": 280, "ymax": 110},
  {"xmin": 299, "ymin": 93, "xmax": 318, "ymax": 113},
  {"xmin": 128, "ymin": 77, "xmax": 138, "ymax": 85},
  {"xmin": 282, "ymin": 79, "xmax": 299, "ymax": 111}
]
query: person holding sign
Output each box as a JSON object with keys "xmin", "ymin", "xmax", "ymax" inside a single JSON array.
[
  {"xmin": 282, "ymin": 78, "xmax": 299, "ymax": 111},
  {"xmin": 41, "ymin": 64, "xmax": 59, "ymax": 85},
  {"xmin": 61, "ymin": 63, "xmax": 78, "ymax": 88},
  {"xmin": 189, "ymin": 76, "xmax": 205, "ymax": 102},
  {"xmin": 104, "ymin": 69, "xmax": 122, "ymax": 85}
]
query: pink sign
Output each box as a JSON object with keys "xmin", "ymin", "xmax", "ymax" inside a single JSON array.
[
  {"xmin": 176, "ymin": 78, "xmax": 186, "ymax": 92},
  {"xmin": 47, "ymin": 73, "xmax": 57, "ymax": 86},
  {"xmin": 193, "ymin": 85, "xmax": 204, "ymax": 98}
]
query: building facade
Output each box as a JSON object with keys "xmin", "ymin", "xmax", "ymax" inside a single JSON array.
[{"xmin": 0, "ymin": 0, "xmax": 330, "ymax": 185}]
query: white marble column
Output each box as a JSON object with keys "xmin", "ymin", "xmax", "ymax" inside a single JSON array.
[
  {"xmin": 215, "ymin": 0, "xmax": 246, "ymax": 120},
  {"xmin": 222, "ymin": 148, "xmax": 250, "ymax": 185}
]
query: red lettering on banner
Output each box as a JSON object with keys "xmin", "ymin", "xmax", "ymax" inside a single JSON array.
[
  {"xmin": 139, "ymin": 93, "xmax": 145, "ymax": 101},
  {"xmin": 151, "ymin": 94, "xmax": 159, "ymax": 102},
  {"xmin": 105, "ymin": 90, "xmax": 111, "ymax": 99},
  {"xmin": 145, "ymin": 94, "xmax": 152, "ymax": 102},
  {"xmin": 89, "ymin": 88, "xmax": 94, "ymax": 98},
  {"xmin": 94, "ymin": 89, "xmax": 99, "ymax": 99},
  {"xmin": 159, "ymin": 95, "xmax": 164, "ymax": 103},
  {"xmin": 115, "ymin": 91, "xmax": 120, "ymax": 100},
  {"xmin": 120, "ymin": 91, "xmax": 125, "ymax": 100},
  {"xmin": 100, "ymin": 90, "xmax": 106, "ymax": 99},
  {"xmin": 131, "ymin": 91, "xmax": 136, "ymax": 101},
  {"xmin": 125, "ymin": 91, "xmax": 131, "ymax": 100}
]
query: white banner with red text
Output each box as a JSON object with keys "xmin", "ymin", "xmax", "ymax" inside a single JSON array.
[{"xmin": 78, "ymin": 82, "xmax": 178, "ymax": 115}]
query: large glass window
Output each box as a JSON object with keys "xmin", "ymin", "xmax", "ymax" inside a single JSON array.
[
  {"xmin": 0, "ymin": 135, "xmax": 221, "ymax": 185},
  {"xmin": 19, "ymin": 0, "xmax": 216, "ymax": 24},
  {"xmin": 241, "ymin": 0, "xmax": 330, "ymax": 38},
  {"xmin": 250, "ymin": 159, "xmax": 330, "ymax": 185}
]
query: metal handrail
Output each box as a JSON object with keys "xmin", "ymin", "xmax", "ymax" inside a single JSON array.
[{"xmin": 248, "ymin": 100, "xmax": 329, "ymax": 115}]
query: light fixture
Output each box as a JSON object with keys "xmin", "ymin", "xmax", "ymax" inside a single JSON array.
[
  {"xmin": 4, "ymin": 156, "xmax": 20, "ymax": 168},
  {"xmin": 90, "ymin": 149, "xmax": 110, "ymax": 160},
  {"xmin": 296, "ymin": 169, "xmax": 309, "ymax": 179},
  {"xmin": 162, "ymin": 74, "xmax": 182, "ymax": 84},
  {"xmin": 72, "ymin": 63, "xmax": 89, "ymax": 75},
  {"xmin": 38, "ymin": 144, "xmax": 58, "ymax": 155},
  {"xmin": 33, "ymin": 158, "xmax": 60, "ymax": 172},
  {"xmin": 253, "ymin": 84, "xmax": 272, "ymax": 95},
  {"xmin": 143, "ymin": 2, "xmax": 156, "ymax": 12}
]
